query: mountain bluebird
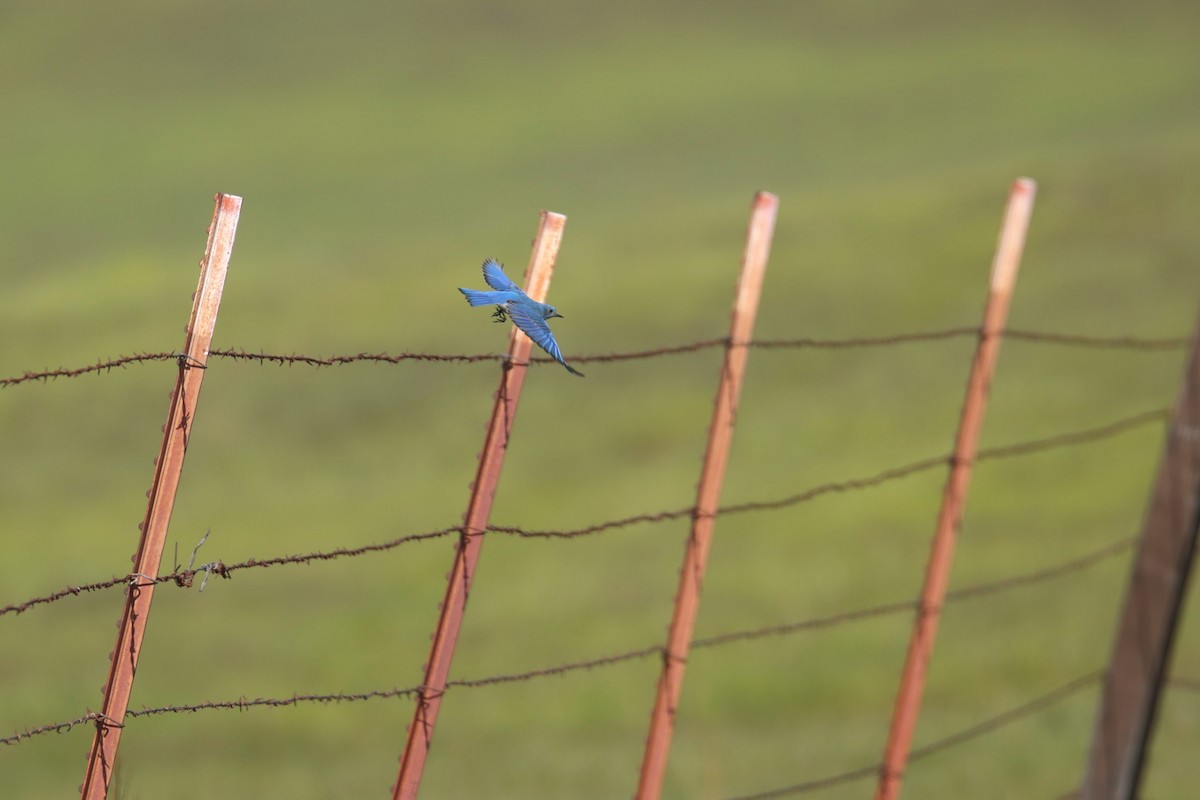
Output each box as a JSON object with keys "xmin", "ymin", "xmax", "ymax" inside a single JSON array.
[{"xmin": 458, "ymin": 259, "xmax": 584, "ymax": 377}]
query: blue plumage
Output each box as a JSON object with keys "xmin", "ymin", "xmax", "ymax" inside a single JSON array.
[{"xmin": 458, "ymin": 259, "xmax": 584, "ymax": 377}]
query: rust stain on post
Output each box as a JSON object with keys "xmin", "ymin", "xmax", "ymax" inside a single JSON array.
[
  {"xmin": 393, "ymin": 211, "xmax": 567, "ymax": 800},
  {"xmin": 876, "ymin": 178, "xmax": 1036, "ymax": 800},
  {"xmin": 80, "ymin": 193, "xmax": 241, "ymax": 800},
  {"xmin": 636, "ymin": 192, "xmax": 778, "ymax": 800}
]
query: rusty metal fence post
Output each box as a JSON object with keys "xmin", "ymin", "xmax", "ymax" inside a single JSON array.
[
  {"xmin": 875, "ymin": 178, "xmax": 1036, "ymax": 800},
  {"xmin": 635, "ymin": 191, "xmax": 778, "ymax": 800},
  {"xmin": 392, "ymin": 211, "xmax": 567, "ymax": 800},
  {"xmin": 80, "ymin": 193, "xmax": 242, "ymax": 799}
]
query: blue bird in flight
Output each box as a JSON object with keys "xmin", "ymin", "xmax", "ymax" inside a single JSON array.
[{"xmin": 459, "ymin": 259, "xmax": 584, "ymax": 377}]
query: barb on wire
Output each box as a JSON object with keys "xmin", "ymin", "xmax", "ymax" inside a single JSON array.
[
  {"xmin": 2, "ymin": 328, "xmax": 1188, "ymax": 388},
  {"xmin": 726, "ymin": 671, "xmax": 1102, "ymax": 800},
  {"xmin": 174, "ymin": 529, "xmax": 220, "ymax": 591}
]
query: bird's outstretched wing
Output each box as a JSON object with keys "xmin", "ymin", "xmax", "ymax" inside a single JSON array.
[
  {"xmin": 482, "ymin": 259, "xmax": 522, "ymax": 293},
  {"xmin": 506, "ymin": 300, "xmax": 585, "ymax": 377}
]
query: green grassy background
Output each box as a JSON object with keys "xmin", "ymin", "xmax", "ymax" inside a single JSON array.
[{"xmin": 2, "ymin": 1, "xmax": 1199, "ymax": 797}]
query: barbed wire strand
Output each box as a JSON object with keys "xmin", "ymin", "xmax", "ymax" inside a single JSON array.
[
  {"xmin": 974, "ymin": 409, "xmax": 1168, "ymax": 463},
  {"xmin": 211, "ymin": 526, "xmax": 461, "ymax": 577},
  {"xmin": 0, "ymin": 689, "xmax": 428, "ymax": 747},
  {"xmin": 125, "ymin": 686, "xmax": 423, "ymax": 718},
  {"xmin": 0, "ymin": 712, "xmax": 108, "ymax": 746},
  {"xmin": 447, "ymin": 646, "xmax": 666, "ymax": 690},
  {"xmin": 2, "ymin": 328, "xmax": 1187, "ymax": 388},
  {"xmin": 717, "ymin": 407, "xmax": 1167, "ymax": 518},
  {"xmin": 0, "ymin": 330, "xmax": 1185, "ymax": 776},
  {"xmin": 692, "ymin": 536, "xmax": 1134, "ymax": 652},
  {"xmin": 1, "ymin": 408, "xmax": 1161, "ymax": 620},
  {"xmin": 495, "ymin": 407, "xmax": 1166, "ymax": 537},
  {"xmin": 1004, "ymin": 330, "xmax": 1188, "ymax": 350},
  {"xmin": 1, "ymin": 352, "xmax": 182, "ymax": 387},
  {"xmin": 907, "ymin": 671, "xmax": 1102, "ymax": 763},
  {"xmin": 751, "ymin": 328, "xmax": 978, "ymax": 350},
  {"xmin": 0, "ymin": 527, "xmax": 462, "ymax": 619},
  {"xmin": 2, "ymin": 536, "xmax": 1129, "ymax": 747},
  {"xmin": 486, "ymin": 507, "xmax": 695, "ymax": 539},
  {"xmin": 725, "ymin": 671, "xmax": 1102, "ymax": 800},
  {"xmin": 0, "ymin": 576, "xmax": 131, "ymax": 618},
  {"xmin": 210, "ymin": 349, "xmax": 502, "ymax": 366}
]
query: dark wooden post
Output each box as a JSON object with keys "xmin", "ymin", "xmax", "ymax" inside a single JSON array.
[{"xmin": 1081, "ymin": 306, "xmax": 1200, "ymax": 800}]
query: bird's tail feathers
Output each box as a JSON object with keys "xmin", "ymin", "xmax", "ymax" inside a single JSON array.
[{"xmin": 459, "ymin": 288, "xmax": 509, "ymax": 307}]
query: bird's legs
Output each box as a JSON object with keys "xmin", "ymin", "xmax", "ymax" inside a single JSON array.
[{"xmin": 491, "ymin": 306, "xmax": 508, "ymax": 323}]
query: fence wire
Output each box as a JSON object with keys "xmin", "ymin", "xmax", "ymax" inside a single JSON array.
[
  {"xmin": 0, "ymin": 326, "xmax": 1190, "ymax": 793},
  {"xmin": 1, "ymin": 328, "xmax": 1187, "ymax": 389},
  {"xmin": 1, "ymin": 408, "xmax": 1162, "ymax": 621},
  {"xmin": 0, "ymin": 527, "xmax": 462, "ymax": 618},
  {"xmin": 2, "ymin": 534, "xmax": 1132, "ymax": 748},
  {"xmin": 726, "ymin": 672, "xmax": 1103, "ymax": 800}
]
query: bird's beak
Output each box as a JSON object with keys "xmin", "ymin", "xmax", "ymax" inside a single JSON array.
[{"xmin": 552, "ymin": 312, "xmax": 564, "ymax": 319}]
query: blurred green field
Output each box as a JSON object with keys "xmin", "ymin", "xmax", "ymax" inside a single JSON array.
[{"xmin": 3, "ymin": 1, "xmax": 1200, "ymax": 798}]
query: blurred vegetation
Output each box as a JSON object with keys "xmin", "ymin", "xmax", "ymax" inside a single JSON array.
[{"xmin": 2, "ymin": 1, "xmax": 1199, "ymax": 798}]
